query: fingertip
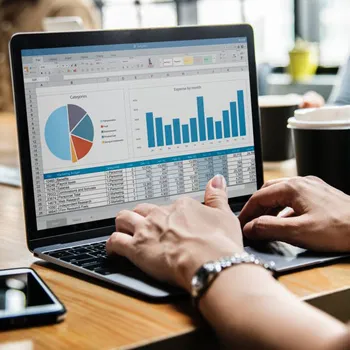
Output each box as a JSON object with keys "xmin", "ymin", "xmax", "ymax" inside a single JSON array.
[
  {"xmin": 106, "ymin": 232, "xmax": 118, "ymax": 255},
  {"xmin": 106, "ymin": 232, "xmax": 133, "ymax": 258},
  {"xmin": 210, "ymin": 174, "xmax": 227, "ymax": 191},
  {"xmin": 242, "ymin": 220, "xmax": 256, "ymax": 239},
  {"xmin": 204, "ymin": 175, "xmax": 230, "ymax": 211},
  {"xmin": 243, "ymin": 216, "xmax": 273, "ymax": 240},
  {"xmin": 238, "ymin": 204, "xmax": 251, "ymax": 227}
]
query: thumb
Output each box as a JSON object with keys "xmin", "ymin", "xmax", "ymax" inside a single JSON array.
[{"xmin": 205, "ymin": 174, "xmax": 230, "ymax": 211}]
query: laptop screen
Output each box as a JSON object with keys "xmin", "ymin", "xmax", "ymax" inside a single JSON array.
[{"xmin": 21, "ymin": 37, "xmax": 257, "ymax": 230}]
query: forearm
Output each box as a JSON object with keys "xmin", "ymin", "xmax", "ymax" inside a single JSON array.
[{"xmin": 199, "ymin": 265, "xmax": 348, "ymax": 349}]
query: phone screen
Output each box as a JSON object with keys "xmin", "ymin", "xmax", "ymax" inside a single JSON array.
[{"xmin": 0, "ymin": 271, "xmax": 55, "ymax": 314}]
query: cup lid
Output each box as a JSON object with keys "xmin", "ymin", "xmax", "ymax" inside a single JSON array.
[{"xmin": 288, "ymin": 105, "xmax": 350, "ymax": 129}]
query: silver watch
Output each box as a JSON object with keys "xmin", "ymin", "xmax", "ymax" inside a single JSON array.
[{"xmin": 190, "ymin": 253, "xmax": 276, "ymax": 305}]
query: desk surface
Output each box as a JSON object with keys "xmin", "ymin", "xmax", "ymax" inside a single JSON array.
[{"xmin": 0, "ymin": 113, "xmax": 349, "ymax": 349}]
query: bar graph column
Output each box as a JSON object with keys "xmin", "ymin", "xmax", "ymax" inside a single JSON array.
[
  {"xmin": 197, "ymin": 96, "xmax": 206, "ymax": 141},
  {"xmin": 146, "ymin": 112, "xmax": 155, "ymax": 148},
  {"xmin": 173, "ymin": 118, "xmax": 181, "ymax": 144},
  {"xmin": 215, "ymin": 121, "xmax": 223, "ymax": 139},
  {"xmin": 237, "ymin": 90, "xmax": 247, "ymax": 136},
  {"xmin": 206, "ymin": 117, "xmax": 214, "ymax": 140},
  {"xmin": 230, "ymin": 102, "xmax": 239, "ymax": 137},
  {"xmin": 190, "ymin": 118, "xmax": 198, "ymax": 142},
  {"xmin": 182, "ymin": 124, "xmax": 190, "ymax": 143},
  {"xmin": 165, "ymin": 125, "xmax": 173, "ymax": 145},
  {"xmin": 155, "ymin": 117, "xmax": 164, "ymax": 147},
  {"xmin": 222, "ymin": 110, "xmax": 230, "ymax": 138}
]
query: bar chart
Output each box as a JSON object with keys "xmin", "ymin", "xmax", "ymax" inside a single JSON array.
[{"xmin": 145, "ymin": 90, "xmax": 247, "ymax": 148}]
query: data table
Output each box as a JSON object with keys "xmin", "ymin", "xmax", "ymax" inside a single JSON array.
[{"xmin": 44, "ymin": 149, "xmax": 256, "ymax": 215}]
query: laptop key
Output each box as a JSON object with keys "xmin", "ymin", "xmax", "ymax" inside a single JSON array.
[
  {"xmin": 85, "ymin": 249, "xmax": 100, "ymax": 255},
  {"xmin": 48, "ymin": 250, "xmax": 73, "ymax": 258},
  {"xmin": 70, "ymin": 248, "xmax": 91, "ymax": 254},
  {"xmin": 59, "ymin": 254, "xmax": 78, "ymax": 262},
  {"xmin": 74, "ymin": 257, "xmax": 99, "ymax": 266},
  {"xmin": 59, "ymin": 253, "xmax": 92, "ymax": 262},
  {"xmin": 82, "ymin": 261, "xmax": 105, "ymax": 270}
]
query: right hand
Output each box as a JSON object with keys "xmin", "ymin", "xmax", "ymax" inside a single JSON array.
[
  {"xmin": 106, "ymin": 175, "xmax": 244, "ymax": 291},
  {"xmin": 239, "ymin": 176, "xmax": 350, "ymax": 252}
]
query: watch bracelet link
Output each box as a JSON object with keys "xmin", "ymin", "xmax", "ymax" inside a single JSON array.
[{"xmin": 190, "ymin": 252, "xmax": 276, "ymax": 307}]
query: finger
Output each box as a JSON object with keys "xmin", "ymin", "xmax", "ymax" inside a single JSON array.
[
  {"xmin": 243, "ymin": 215, "xmax": 307, "ymax": 245},
  {"xmin": 264, "ymin": 206, "xmax": 295, "ymax": 218},
  {"xmin": 134, "ymin": 203, "xmax": 173, "ymax": 217},
  {"xmin": 115, "ymin": 210, "xmax": 144, "ymax": 234},
  {"xmin": 146, "ymin": 203, "xmax": 171, "ymax": 227},
  {"xmin": 277, "ymin": 207, "xmax": 295, "ymax": 218},
  {"xmin": 263, "ymin": 176, "xmax": 324, "ymax": 190},
  {"xmin": 204, "ymin": 174, "xmax": 230, "ymax": 211},
  {"xmin": 262, "ymin": 178, "xmax": 294, "ymax": 189},
  {"xmin": 106, "ymin": 232, "xmax": 134, "ymax": 259},
  {"xmin": 239, "ymin": 182, "xmax": 300, "ymax": 227},
  {"xmin": 133, "ymin": 203, "xmax": 158, "ymax": 217}
]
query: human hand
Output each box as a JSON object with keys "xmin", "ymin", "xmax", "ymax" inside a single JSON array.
[
  {"xmin": 106, "ymin": 175, "xmax": 244, "ymax": 291},
  {"xmin": 299, "ymin": 91, "xmax": 325, "ymax": 109},
  {"xmin": 239, "ymin": 176, "xmax": 350, "ymax": 252}
]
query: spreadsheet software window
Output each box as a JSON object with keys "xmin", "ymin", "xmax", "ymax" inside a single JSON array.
[{"xmin": 21, "ymin": 37, "xmax": 257, "ymax": 230}]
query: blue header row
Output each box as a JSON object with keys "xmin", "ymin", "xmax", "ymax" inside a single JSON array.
[
  {"xmin": 22, "ymin": 37, "xmax": 247, "ymax": 57},
  {"xmin": 44, "ymin": 146, "xmax": 255, "ymax": 179}
]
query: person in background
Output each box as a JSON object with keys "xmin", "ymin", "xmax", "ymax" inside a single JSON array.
[
  {"xmin": 0, "ymin": 0, "xmax": 100, "ymax": 113},
  {"xmin": 301, "ymin": 55, "xmax": 350, "ymax": 108},
  {"xmin": 107, "ymin": 175, "xmax": 350, "ymax": 349}
]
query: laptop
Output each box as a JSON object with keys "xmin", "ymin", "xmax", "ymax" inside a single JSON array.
[{"xmin": 9, "ymin": 25, "xmax": 346, "ymax": 300}]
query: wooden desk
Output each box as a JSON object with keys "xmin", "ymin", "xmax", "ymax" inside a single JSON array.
[{"xmin": 0, "ymin": 113, "xmax": 349, "ymax": 349}]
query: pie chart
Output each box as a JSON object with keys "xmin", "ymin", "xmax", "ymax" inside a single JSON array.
[{"xmin": 45, "ymin": 104, "xmax": 94, "ymax": 163}]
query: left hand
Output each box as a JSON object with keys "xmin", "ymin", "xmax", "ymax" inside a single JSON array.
[
  {"xmin": 106, "ymin": 175, "xmax": 244, "ymax": 291},
  {"xmin": 239, "ymin": 176, "xmax": 350, "ymax": 252}
]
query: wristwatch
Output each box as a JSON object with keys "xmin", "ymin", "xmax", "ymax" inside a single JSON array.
[{"xmin": 190, "ymin": 252, "xmax": 276, "ymax": 307}]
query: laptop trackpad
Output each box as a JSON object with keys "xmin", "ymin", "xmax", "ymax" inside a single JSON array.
[{"xmin": 245, "ymin": 241, "xmax": 348, "ymax": 273}]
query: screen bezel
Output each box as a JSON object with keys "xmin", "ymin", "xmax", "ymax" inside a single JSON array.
[
  {"xmin": 10, "ymin": 25, "xmax": 263, "ymax": 250},
  {"xmin": 0, "ymin": 268, "xmax": 65, "ymax": 317}
]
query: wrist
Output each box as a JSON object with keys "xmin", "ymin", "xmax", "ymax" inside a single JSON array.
[
  {"xmin": 199, "ymin": 263, "xmax": 276, "ymax": 310},
  {"xmin": 191, "ymin": 253, "xmax": 276, "ymax": 306},
  {"xmin": 176, "ymin": 243, "xmax": 245, "ymax": 292}
]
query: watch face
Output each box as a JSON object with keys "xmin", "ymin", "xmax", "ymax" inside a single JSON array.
[
  {"xmin": 191, "ymin": 262, "xmax": 220, "ymax": 298},
  {"xmin": 191, "ymin": 265, "xmax": 208, "ymax": 293}
]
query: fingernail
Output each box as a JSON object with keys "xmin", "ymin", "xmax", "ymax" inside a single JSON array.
[{"xmin": 211, "ymin": 174, "xmax": 226, "ymax": 190}]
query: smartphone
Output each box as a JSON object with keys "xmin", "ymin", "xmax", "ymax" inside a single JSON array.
[
  {"xmin": 303, "ymin": 287, "xmax": 350, "ymax": 323},
  {"xmin": 0, "ymin": 268, "xmax": 66, "ymax": 330}
]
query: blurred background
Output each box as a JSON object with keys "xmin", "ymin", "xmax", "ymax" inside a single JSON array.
[
  {"xmin": 97, "ymin": 0, "xmax": 350, "ymax": 99},
  {"xmin": 1, "ymin": 0, "xmax": 350, "ymax": 112}
]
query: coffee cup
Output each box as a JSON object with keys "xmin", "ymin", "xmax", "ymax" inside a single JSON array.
[
  {"xmin": 288, "ymin": 106, "xmax": 350, "ymax": 194},
  {"xmin": 259, "ymin": 95, "xmax": 302, "ymax": 161}
]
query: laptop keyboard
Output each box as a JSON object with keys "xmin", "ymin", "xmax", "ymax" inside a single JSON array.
[{"xmin": 45, "ymin": 241, "xmax": 128, "ymax": 276}]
